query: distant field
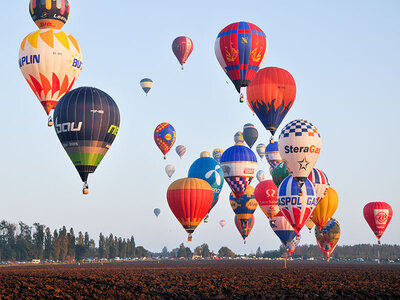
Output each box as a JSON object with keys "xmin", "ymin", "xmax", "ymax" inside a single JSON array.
[{"xmin": 0, "ymin": 260, "xmax": 399, "ymax": 299}]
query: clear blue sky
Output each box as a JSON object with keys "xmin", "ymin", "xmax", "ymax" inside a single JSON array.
[{"xmin": 2, "ymin": 1, "xmax": 399, "ymax": 254}]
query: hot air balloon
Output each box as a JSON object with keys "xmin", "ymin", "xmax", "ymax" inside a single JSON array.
[
  {"xmin": 212, "ymin": 148, "xmax": 224, "ymax": 162},
  {"xmin": 315, "ymin": 218, "xmax": 341, "ymax": 261},
  {"xmin": 154, "ymin": 208, "xmax": 161, "ymax": 217},
  {"xmin": 234, "ymin": 131, "xmax": 245, "ymax": 145},
  {"xmin": 165, "ymin": 164, "xmax": 175, "ymax": 179},
  {"xmin": 167, "ymin": 178, "xmax": 213, "ymax": 241},
  {"xmin": 256, "ymin": 170, "xmax": 266, "ymax": 183},
  {"xmin": 29, "ymin": 0, "xmax": 70, "ymax": 30},
  {"xmin": 154, "ymin": 122, "xmax": 176, "ymax": 159},
  {"xmin": 265, "ymin": 141, "xmax": 282, "ymax": 168},
  {"xmin": 229, "ymin": 186, "xmax": 257, "ymax": 218},
  {"xmin": 308, "ymin": 168, "xmax": 330, "ymax": 203},
  {"xmin": 277, "ymin": 175, "xmax": 317, "ymax": 233},
  {"xmin": 243, "ymin": 123, "xmax": 258, "ymax": 148},
  {"xmin": 234, "ymin": 215, "xmax": 255, "ymax": 244},
  {"xmin": 312, "ymin": 187, "xmax": 339, "ymax": 230},
  {"xmin": 254, "ymin": 180, "xmax": 279, "ymax": 219},
  {"xmin": 256, "ymin": 144, "xmax": 266, "ymax": 159},
  {"xmin": 220, "ymin": 145, "xmax": 257, "ymax": 200},
  {"xmin": 19, "ymin": 29, "xmax": 83, "ymax": 126},
  {"xmin": 269, "ymin": 211, "xmax": 297, "ymax": 248},
  {"xmin": 363, "ymin": 202, "xmax": 393, "ymax": 244},
  {"xmin": 246, "ymin": 67, "xmax": 296, "ymax": 136},
  {"xmin": 286, "ymin": 233, "xmax": 301, "ymax": 256},
  {"xmin": 175, "ymin": 145, "xmax": 186, "ymax": 159},
  {"xmin": 53, "ymin": 87, "xmax": 120, "ymax": 194},
  {"xmin": 172, "ymin": 36, "xmax": 193, "ymax": 69},
  {"xmin": 278, "ymin": 120, "xmax": 321, "ymax": 189},
  {"xmin": 305, "ymin": 217, "xmax": 314, "ymax": 233},
  {"xmin": 271, "ymin": 162, "xmax": 289, "ymax": 188},
  {"xmin": 140, "ymin": 78, "xmax": 153, "ymax": 95},
  {"xmin": 215, "ymin": 21, "xmax": 268, "ymax": 102},
  {"xmin": 188, "ymin": 157, "xmax": 224, "ymax": 222},
  {"xmin": 219, "ymin": 220, "xmax": 227, "ymax": 228},
  {"xmin": 200, "ymin": 151, "xmax": 211, "ymax": 158}
]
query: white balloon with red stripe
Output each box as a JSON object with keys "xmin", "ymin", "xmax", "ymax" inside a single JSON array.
[{"xmin": 308, "ymin": 168, "xmax": 330, "ymax": 203}]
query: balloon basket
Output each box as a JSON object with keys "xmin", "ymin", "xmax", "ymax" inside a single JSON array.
[
  {"xmin": 181, "ymin": 66, "xmax": 184, "ymax": 70},
  {"xmin": 244, "ymin": 240, "xmax": 246, "ymax": 245},
  {"xmin": 188, "ymin": 234, "xmax": 192, "ymax": 242},
  {"xmin": 48, "ymin": 116, "xmax": 53, "ymax": 127},
  {"xmin": 239, "ymin": 94, "xmax": 244, "ymax": 103},
  {"xmin": 204, "ymin": 216, "xmax": 209, "ymax": 223},
  {"xmin": 164, "ymin": 156, "xmax": 166, "ymax": 160},
  {"xmin": 83, "ymin": 182, "xmax": 89, "ymax": 195}
]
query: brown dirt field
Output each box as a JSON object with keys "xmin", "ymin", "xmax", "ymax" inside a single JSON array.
[{"xmin": 0, "ymin": 260, "xmax": 399, "ymax": 299}]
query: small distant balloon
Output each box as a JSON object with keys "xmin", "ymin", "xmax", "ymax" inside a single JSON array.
[
  {"xmin": 234, "ymin": 131, "xmax": 245, "ymax": 145},
  {"xmin": 154, "ymin": 208, "xmax": 161, "ymax": 217},
  {"xmin": 165, "ymin": 164, "xmax": 175, "ymax": 178},
  {"xmin": 140, "ymin": 78, "xmax": 153, "ymax": 95},
  {"xmin": 256, "ymin": 144, "xmax": 266, "ymax": 159},
  {"xmin": 200, "ymin": 151, "xmax": 211, "ymax": 158},
  {"xmin": 212, "ymin": 148, "xmax": 224, "ymax": 163},
  {"xmin": 172, "ymin": 36, "xmax": 193, "ymax": 69},
  {"xmin": 175, "ymin": 145, "xmax": 186, "ymax": 159},
  {"xmin": 256, "ymin": 170, "xmax": 266, "ymax": 183},
  {"xmin": 243, "ymin": 123, "xmax": 258, "ymax": 148},
  {"xmin": 219, "ymin": 220, "xmax": 226, "ymax": 228}
]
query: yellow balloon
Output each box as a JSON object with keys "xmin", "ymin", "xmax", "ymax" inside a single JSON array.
[{"xmin": 312, "ymin": 187, "xmax": 338, "ymax": 230}]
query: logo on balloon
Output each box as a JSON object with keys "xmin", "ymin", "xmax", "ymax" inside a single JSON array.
[
  {"xmin": 376, "ymin": 212, "xmax": 388, "ymax": 223},
  {"xmin": 266, "ymin": 189, "xmax": 276, "ymax": 197},
  {"xmin": 205, "ymin": 165, "xmax": 222, "ymax": 186}
]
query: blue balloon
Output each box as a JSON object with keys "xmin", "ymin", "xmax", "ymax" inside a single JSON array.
[{"xmin": 188, "ymin": 157, "xmax": 224, "ymax": 211}]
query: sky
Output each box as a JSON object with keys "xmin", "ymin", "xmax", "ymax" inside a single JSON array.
[{"xmin": 1, "ymin": 0, "xmax": 399, "ymax": 255}]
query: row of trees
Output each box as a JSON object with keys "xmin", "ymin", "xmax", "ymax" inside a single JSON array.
[{"xmin": 0, "ymin": 220, "xmax": 148, "ymax": 262}]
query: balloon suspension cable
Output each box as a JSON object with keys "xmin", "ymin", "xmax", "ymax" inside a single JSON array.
[
  {"xmin": 188, "ymin": 233, "xmax": 192, "ymax": 242},
  {"xmin": 240, "ymin": 93, "xmax": 244, "ymax": 103},
  {"xmin": 83, "ymin": 182, "xmax": 89, "ymax": 195},
  {"xmin": 269, "ymin": 136, "xmax": 274, "ymax": 144},
  {"xmin": 48, "ymin": 116, "xmax": 53, "ymax": 127}
]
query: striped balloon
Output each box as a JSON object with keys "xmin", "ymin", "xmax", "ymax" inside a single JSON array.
[
  {"xmin": 277, "ymin": 175, "xmax": 317, "ymax": 233},
  {"xmin": 30, "ymin": 0, "xmax": 70, "ymax": 30},
  {"xmin": 234, "ymin": 215, "xmax": 255, "ymax": 243},
  {"xmin": 269, "ymin": 211, "xmax": 297, "ymax": 247},
  {"xmin": 140, "ymin": 78, "xmax": 153, "ymax": 95},
  {"xmin": 308, "ymin": 168, "xmax": 330, "ymax": 202},
  {"xmin": 175, "ymin": 145, "xmax": 186, "ymax": 159},
  {"xmin": 256, "ymin": 143, "xmax": 266, "ymax": 159},
  {"xmin": 265, "ymin": 141, "xmax": 282, "ymax": 168},
  {"xmin": 234, "ymin": 131, "xmax": 245, "ymax": 145},
  {"xmin": 53, "ymin": 87, "xmax": 120, "ymax": 193},
  {"xmin": 172, "ymin": 36, "xmax": 193, "ymax": 69}
]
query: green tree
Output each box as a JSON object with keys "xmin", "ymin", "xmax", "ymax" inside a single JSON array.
[
  {"xmin": 98, "ymin": 233, "xmax": 106, "ymax": 258},
  {"xmin": 177, "ymin": 243, "xmax": 187, "ymax": 258},
  {"xmin": 218, "ymin": 247, "xmax": 235, "ymax": 258},
  {"xmin": 67, "ymin": 228, "xmax": 75, "ymax": 260},
  {"xmin": 256, "ymin": 246, "xmax": 262, "ymax": 258},
  {"xmin": 33, "ymin": 223, "xmax": 45, "ymax": 260},
  {"xmin": 201, "ymin": 243, "xmax": 211, "ymax": 258},
  {"xmin": 59, "ymin": 226, "xmax": 68, "ymax": 262},
  {"xmin": 108, "ymin": 234, "xmax": 115, "ymax": 258},
  {"xmin": 161, "ymin": 246, "xmax": 169, "ymax": 258},
  {"xmin": 52, "ymin": 229, "xmax": 60, "ymax": 261},
  {"xmin": 16, "ymin": 222, "xmax": 31, "ymax": 261},
  {"xmin": 135, "ymin": 246, "xmax": 148, "ymax": 258},
  {"xmin": 43, "ymin": 227, "xmax": 52, "ymax": 260}
]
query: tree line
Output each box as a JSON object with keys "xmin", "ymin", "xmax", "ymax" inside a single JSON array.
[{"xmin": 0, "ymin": 220, "xmax": 148, "ymax": 262}]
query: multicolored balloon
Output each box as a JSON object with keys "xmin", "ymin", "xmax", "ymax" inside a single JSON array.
[
  {"xmin": 154, "ymin": 122, "xmax": 176, "ymax": 159},
  {"xmin": 315, "ymin": 218, "xmax": 341, "ymax": 261},
  {"xmin": 140, "ymin": 78, "xmax": 153, "ymax": 95},
  {"xmin": 269, "ymin": 211, "xmax": 297, "ymax": 248},
  {"xmin": 271, "ymin": 162, "xmax": 289, "ymax": 188},
  {"xmin": 229, "ymin": 186, "xmax": 257, "ymax": 219},
  {"xmin": 243, "ymin": 123, "xmax": 258, "ymax": 148},
  {"xmin": 256, "ymin": 143, "xmax": 266, "ymax": 159},
  {"xmin": 308, "ymin": 168, "xmax": 330, "ymax": 203},
  {"xmin": 265, "ymin": 141, "xmax": 283, "ymax": 168},
  {"xmin": 246, "ymin": 67, "xmax": 296, "ymax": 136},
  {"xmin": 278, "ymin": 120, "xmax": 321, "ymax": 189},
  {"xmin": 154, "ymin": 208, "xmax": 161, "ymax": 217},
  {"xmin": 254, "ymin": 180, "xmax": 279, "ymax": 219},
  {"xmin": 175, "ymin": 145, "xmax": 186, "ymax": 159},
  {"xmin": 234, "ymin": 214, "xmax": 255, "ymax": 244},
  {"xmin": 277, "ymin": 175, "xmax": 317, "ymax": 232},
  {"xmin": 167, "ymin": 178, "xmax": 213, "ymax": 241},
  {"xmin": 212, "ymin": 148, "xmax": 224, "ymax": 162},
  {"xmin": 286, "ymin": 233, "xmax": 301, "ymax": 256},
  {"xmin": 234, "ymin": 131, "xmax": 245, "ymax": 145},
  {"xmin": 19, "ymin": 29, "xmax": 83, "ymax": 125},
  {"xmin": 29, "ymin": 0, "xmax": 70, "ymax": 30},
  {"xmin": 200, "ymin": 151, "xmax": 211, "ymax": 158},
  {"xmin": 363, "ymin": 202, "xmax": 393, "ymax": 244},
  {"xmin": 215, "ymin": 21, "xmax": 267, "ymax": 97},
  {"xmin": 188, "ymin": 157, "xmax": 224, "ymax": 216},
  {"xmin": 220, "ymin": 145, "xmax": 257, "ymax": 200},
  {"xmin": 312, "ymin": 187, "xmax": 339, "ymax": 230},
  {"xmin": 172, "ymin": 36, "xmax": 193, "ymax": 69},
  {"xmin": 256, "ymin": 170, "xmax": 266, "ymax": 183},
  {"xmin": 219, "ymin": 220, "xmax": 227, "ymax": 228},
  {"xmin": 165, "ymin": 164, "xmax": 175, "ymax": 178},
  {"xmin": 53, "ymin": 87, "xmax": 120, "ymax": 194}
]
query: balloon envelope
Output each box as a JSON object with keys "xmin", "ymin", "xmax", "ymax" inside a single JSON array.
[
  {"xmin": 234, "ymin": 215, "xmax": 255, "ymax": 242},
  {"xmin": 229, "ymin": 186, "xmax": 257, "ymax": 219},
  {"xmin": 234, "ymin": 131, "xmax": 245, "ymax": 145},
  {"xmin": 256, "ymin": 170, "xmax": 266, "ymax": 183},
  {"xmin": 308, "ymin": 168, "xmax": 330, "ymax": 203},
  {"xmin": 140, "ymin": 78, "xmax": 153, "ymax": 95},
  {"xmin": 312, "ymin": 187, "xmax": 339, "ymax": 230},
  {"xmin": 254, "ymin": 180, "xmax": 279, "ymax": 219},
  {"xmin": 277, "ymin": 176, "xmax": 317, "ymax": 233},
  {"xmin": 19, "ymin": 29, "xmax": 83, "ymax": 116},
  {"xmin": 269, "ymin": 211, "xmax": 297, "ymax": 247},
  {"xmin": 53, "ymin": 87, "xmax": 120, "ymax": 183},
  {"xmin": 243, "ymin": 123, "xmax": 258, "ymax": 148},
  {"xmin": 165, "ymin": 164, "xmax": 175, "ymax": 178},
  {"xmin": 271, "ymin": 162, "xmax": 290, "ymax": 188},
  {"xmin": 220, "ymin": 145, "xmax": 257, "ymax": 200},
  {"xmin": 315, "ymin": 218, "xmax": 341, "ymax": 260},
  {"xmin": 363, "ymin": 202, "xmax": 393, "ymax": 241},
  {"xmin": 29, "ymin": 0, "xmax": 70, "ymax": 30},
  {"xmin": 167, "ymin": 178, "xmax": 213, "ymax": 240},
  {"xmin": 172, "ymin": 36, "xmax": 193, "ymax": 68},
  {"xmin": 154, "ymin": 208, "xmax": 161, "ymax": 217},
  {"xmin": 278, "ymin": 119, "xmax": 321, "ymax": 188},
  {"xmin": 154, "ymin": 123, "xmax": 176, "ymax": 158},
  {"xmin": 256, "ymin": 144, "xmax": 266, "ymax": 159},
  {"xmin": 215, "ymin": 21, "xmax": 267, "ymax": 93},
  {"xmin": 265, "ymin": 141, "xmax": 282, "ymax": 168},
  {"xmin": 246, "ymin": 67, "xmax": 296, "ymax": 136},
  {"xmin": 212, "ymin": 148, "xmax": 224, "ymax": 162},
  {"xmin": 175, "ymin": 145, "xmax": 186, "ymax": 159},
  {"xmin": 219, "ymin": 220, "xmax": 226, "ymax": 228}
]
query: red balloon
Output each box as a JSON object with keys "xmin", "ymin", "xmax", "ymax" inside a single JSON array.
[
  {"xmin": 234, "ymin": 215, "xmax": 255, "ymax": 244},
  {"xmin": 172, "ymin": 36, "xmax": 193, "ymax": 69},
  {"xmin": 363, "ymin": 202, "xmax": 393, "ymax": 242},
  {"xmin": 254, "ymin": 179, "xmax": 279, "ymax": 219}
]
